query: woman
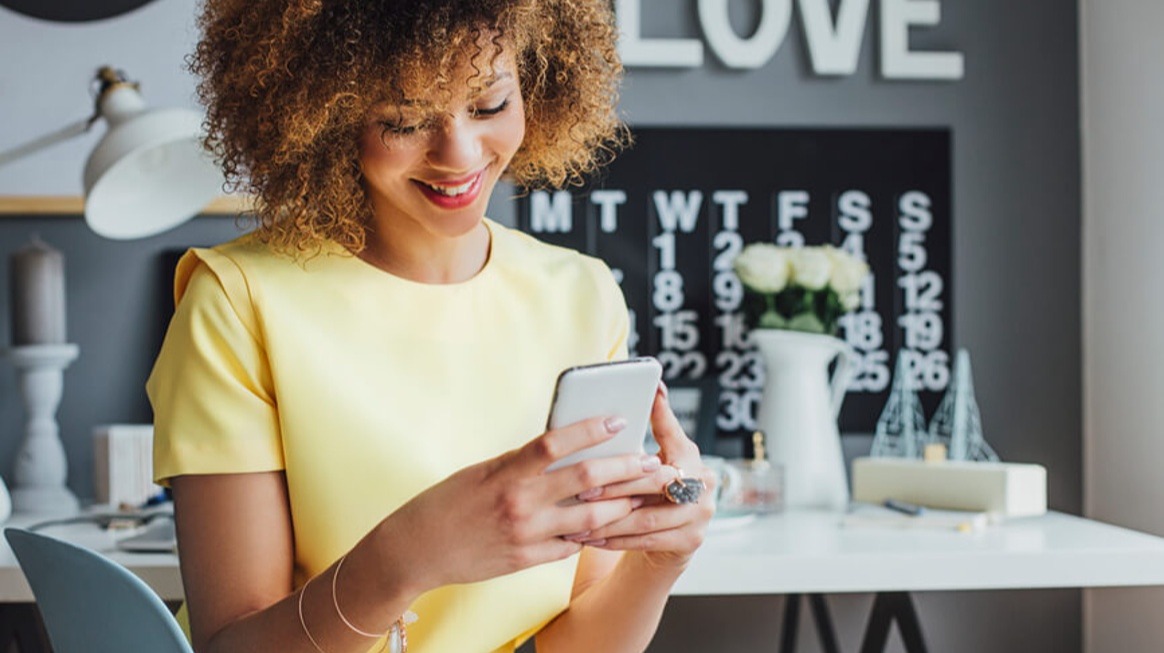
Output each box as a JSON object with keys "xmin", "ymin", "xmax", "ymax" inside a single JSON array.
[{"xmin": 147, "ymin": 1, "xmax": 715, "ymax": 652}]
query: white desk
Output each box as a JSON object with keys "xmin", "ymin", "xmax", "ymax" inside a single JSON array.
[
  {"xmin": 0, "ymin": 512, "xmax": 182, "ymax": 604},
  {"xmin": 674, "ymin": 509, "xmax": 1164, "ymax": 596},
  {"xmin": 4, "ymin": 509, "xmax": 1164, "ymax": 651},
  {"xmin": 5, "ymin": 509, "xmax": 1164, "ymax": 601}
]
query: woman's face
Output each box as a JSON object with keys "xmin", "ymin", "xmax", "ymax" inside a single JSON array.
[{"xmin": 359, "ymin": 51, "xmax": 526, "ymax": 241}]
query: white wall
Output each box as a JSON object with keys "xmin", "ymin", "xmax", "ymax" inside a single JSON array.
[{"xmin": 1081, "ymin": 1, "xmax": 1164, "ymax": 650}]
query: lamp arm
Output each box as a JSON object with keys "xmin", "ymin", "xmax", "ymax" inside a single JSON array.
[{"xmin": 0, "ymin": 117, "xmax": 93, "ymax": 169}]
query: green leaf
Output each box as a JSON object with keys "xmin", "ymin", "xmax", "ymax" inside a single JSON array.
[
  {"xmin": 785, "ymin": 311, "xmax": 826, "ymax": 334},
  {"xmin": 758, "ymin": 310, "xmax": 787, "ymax": 329}
]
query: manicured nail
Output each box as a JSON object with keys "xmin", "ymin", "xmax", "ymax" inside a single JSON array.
[
  {"xmin": 577, "ymin": 487, "xmax": 603, "ymax": 501},
  {"xmin": 657, "ymin": 381, "xmax": 669, "ymax": 400},
  {"xmin": 604, "ymin": 417, "xmax": 627, "ymax": 433},
  {"xmin": 583, "ymin": 538, "xmax": 607, "ymax": 547},
  {"xmin": 641, "ymin": 455, "xmax": 661, "ymax": 472},
  {"xmin": 563, "ymin": 531, "xmax": 591, "ymax": 542},
  {"xmin": 630, "ymin": 497, "xmax": 646, "ymax": 509}
]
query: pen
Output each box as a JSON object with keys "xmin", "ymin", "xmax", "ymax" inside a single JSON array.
[{"xmin": 883, "ymin": 498, "xmax": 926, "ymax": 516}]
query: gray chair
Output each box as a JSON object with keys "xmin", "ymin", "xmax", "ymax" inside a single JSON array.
[{"xmin": 4, "ymin": 527, "xmax": 192, "ymax": 653}]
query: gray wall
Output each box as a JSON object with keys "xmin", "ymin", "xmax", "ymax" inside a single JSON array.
[
  {"xmin": 1081, "ymin": 0, "xmax": 1164, "ymax": 650},
  {"xmin": 0, "ymin": 0, "xmax": 1081, "ymax": 651},
  {"xmin": 629, "ymin": 1, "xmax": 1082, "ymax": 652},
  {"xmin": 0, "ymin": 217, "xmax": 253, "ymax": 496}
]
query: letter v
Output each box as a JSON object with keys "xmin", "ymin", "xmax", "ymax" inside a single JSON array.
[{"xmin": 799, "ymin": 0, "xmax": 871, "ymax": 75}]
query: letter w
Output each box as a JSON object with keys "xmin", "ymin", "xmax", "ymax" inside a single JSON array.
[{"xmin": 653, "ymin": 190, "xmax": 703, "ymax": 233}]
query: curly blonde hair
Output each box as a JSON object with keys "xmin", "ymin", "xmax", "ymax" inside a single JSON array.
[{"xmin": 190, "ymin": 0, "xmax": 628, "ymax": 255}]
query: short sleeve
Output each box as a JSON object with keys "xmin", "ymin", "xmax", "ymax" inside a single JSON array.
[{"xmin": 146, "ymin": 248, "xmax": 283, "ymax": 485}]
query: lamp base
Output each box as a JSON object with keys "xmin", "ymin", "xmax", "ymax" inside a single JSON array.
[{"xmin": 11, "ymin": 486, "xmax": 79, "ymax": 515}]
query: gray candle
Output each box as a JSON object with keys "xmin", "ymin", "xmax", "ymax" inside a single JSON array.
[{"xmin": 9, "ymin": 236, "xmax": 67, "ymax": 346}]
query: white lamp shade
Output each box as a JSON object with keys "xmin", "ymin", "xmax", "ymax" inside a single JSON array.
[{"xmin": 83, "ymin": 107, "xmax": 224, "ymax": 240}]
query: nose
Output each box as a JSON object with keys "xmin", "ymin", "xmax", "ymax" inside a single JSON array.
[{"xmin": 425, "ymin": 115, "xmax": 483, "ymax": 172}]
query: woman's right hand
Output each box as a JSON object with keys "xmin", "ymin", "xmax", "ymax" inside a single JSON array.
[{"xmin": 384, "ymin": 416, "xmax": 661, "ymax": 592}]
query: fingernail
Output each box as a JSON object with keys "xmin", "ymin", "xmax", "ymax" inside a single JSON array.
[
  {"xmin": 577, "ymin": 487, "xmax": 603, "ymax": 501},
  {"xmin": 630, "ymin": 497, "xmax": 646, "ymax": 509},
  {"xmin": 583, "ymin": 538, "xmax": 607, "ymax": 547},
  {"xmin": 604, "ymin": 417, "xmax": 627, "ymax": 433},
  {"xmin": 564, "ymin": 531, "xmax": 591, "ymax": 542},
  {"xmin": 641, "ymin": 455, "xmax": 661, "ymax": 472},
  {"xmin": 657, "ymin": 381, "xmax": 669, "ymax": 400}
]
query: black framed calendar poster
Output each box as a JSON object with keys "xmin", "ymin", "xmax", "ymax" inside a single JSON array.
[{"xmin": 517, "ymin": 128, "xmax": 952, "ymax": 443}]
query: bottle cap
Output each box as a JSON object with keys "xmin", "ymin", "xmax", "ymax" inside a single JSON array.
[{"xmin": 752, "ymin": 430, "xmax": 767, "ymax": 462}]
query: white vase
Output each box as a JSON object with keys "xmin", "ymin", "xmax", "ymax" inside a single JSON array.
[{"xmin": 752, "ymin": 329, "xmax": 853, "ymax": 511}]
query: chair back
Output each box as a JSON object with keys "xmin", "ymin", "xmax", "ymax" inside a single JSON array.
[{"xmin": 4, "ymin": 527, "xmax": 192, "ymax": 653}]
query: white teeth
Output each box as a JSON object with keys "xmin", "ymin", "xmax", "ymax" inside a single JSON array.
[{"xmin": 424, "ymin": 179, "xmax": 474, "ymax": 196}]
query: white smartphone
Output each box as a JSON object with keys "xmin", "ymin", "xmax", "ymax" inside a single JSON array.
[{"xmin": 543, "ymin": 357, "xmax": 663, "ymax": 473}]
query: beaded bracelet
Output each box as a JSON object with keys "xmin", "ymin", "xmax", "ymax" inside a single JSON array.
[{"xmin": 332, "ymin": 554, "xmax": 418, "ymax": 653}]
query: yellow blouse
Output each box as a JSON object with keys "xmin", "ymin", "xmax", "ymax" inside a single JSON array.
[{"xmin": 147, "ymin": 219, "xmax": 629, "ymax": 652}]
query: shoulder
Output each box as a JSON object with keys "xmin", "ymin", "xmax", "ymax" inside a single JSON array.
[
  {"xmin": 174, "ymin": 233, "xmax": 349, "ymax": 305},
  {"xmin": 490, "ymin": 220, "xmax": 619, "ymax": 294}
]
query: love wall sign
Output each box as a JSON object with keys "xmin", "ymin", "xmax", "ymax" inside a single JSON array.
[{"xmin": 517, "ymin": 128, "xmax": 952, "ymax": 438}]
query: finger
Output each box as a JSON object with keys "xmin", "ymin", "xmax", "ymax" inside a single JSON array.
[
  {"xmin": 585, "ymin": 503, "xmax": 697, "ymax": 540},
  {"xmin": 521, "ymin": 538, "xmax": 585, "ymax": 567},
  {"xmin": 513, "ymin": 416, "xmax": 624, "ymax": 475},
  {"xmin": 581, "ymin": 464, "xmax": 682, "ymax": 501},
  {"xmin": 544, "ymin": 496, "xmax": 641, "ymax": 538},
  {"xmin": 544, "ymin": 453, "xmax": 662, "ymax": 503},
  {"xmin": 588, "ymin": 525, "xmax": 707, "ymax": 553},
  {"xmin": 650, "ymin": 384, "xmax": 700, "ymax": 464}
]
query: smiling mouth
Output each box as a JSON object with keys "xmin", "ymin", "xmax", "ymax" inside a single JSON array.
[
  {"xmin": 417, "ymin": 171, "xmax": 484, "ymax": 197},
  {"xmin": 420, "ymin": 178, "xmax": 476, "ymax": 197},
  {"xmin": 412, "ymin": 170, "xmax": 487, "ymax": 209}
]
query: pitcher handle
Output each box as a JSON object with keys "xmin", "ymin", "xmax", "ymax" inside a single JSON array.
[{"xmin": 829, "ymin": 344, "xmax": 856, "ymax": 418}]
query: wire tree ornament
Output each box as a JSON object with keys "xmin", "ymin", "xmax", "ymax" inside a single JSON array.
[
  {"xmin": 870, "ymin": 352, "xmax": 928, "ymax": 458},
  {"xmin": 928, "ymin": 349, "xmax": 999, "ymax": 462}
]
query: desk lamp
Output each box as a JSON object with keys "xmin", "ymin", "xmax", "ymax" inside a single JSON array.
[
  {"xmin": 0, "ymin": 67, "xmax": 223, "ymax": 515},
  {"xmin": 0, "ymin": 66, "xmax": 224, "ymax": 238}
]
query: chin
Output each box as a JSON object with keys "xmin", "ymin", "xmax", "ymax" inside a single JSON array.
[{"xmin": 428, "ymin": 209, "xmax": 488, "ymax": 239}]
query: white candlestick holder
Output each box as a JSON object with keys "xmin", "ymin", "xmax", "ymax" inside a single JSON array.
[{"xmin": 6, "ymin": 344, "xmax": 80, "ymax": 514}]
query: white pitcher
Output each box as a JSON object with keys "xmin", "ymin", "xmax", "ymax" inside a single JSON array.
[{"xmin": 751, "ymin": 329, "xmax": 854, "ymax": 511}]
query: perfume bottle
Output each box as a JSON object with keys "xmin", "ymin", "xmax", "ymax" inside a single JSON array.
[{"xmin": 721, "ymin": 430, "xmax": 784, "ymax": 514}]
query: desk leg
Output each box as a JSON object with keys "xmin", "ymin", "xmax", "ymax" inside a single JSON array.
[
  {"xmin": 779, "ymin": 593, "xmax": 801, "ymax": 653},
  {"xmin": 809, "ymin": 594, "xmax": 841, "ymax": 653},
  {"xmin": 779, "ymin": 594, "xmax": 841, "ymax": 653},
  {"xmin": 859, "ymin": 592, "xmax": 928, "ymax": 653},
  {"xmin": 0, "ymin": 604, "xmax": 53, "ymax": 652}
]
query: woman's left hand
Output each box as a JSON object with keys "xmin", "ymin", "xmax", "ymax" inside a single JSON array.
[{"xmin": 578, "ymin": 383, "xmax": 716, "ymax": 569}]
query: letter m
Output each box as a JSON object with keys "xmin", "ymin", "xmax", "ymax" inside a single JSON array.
[{"xmin": 530, "ymin": 190, "xmax": 573, "ymax": 233}]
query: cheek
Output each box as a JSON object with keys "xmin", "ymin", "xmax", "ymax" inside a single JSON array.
[
  {"xmin": 359, "ymin": 130, "xmax": 417, "ymax": 182},
  {"xmin": 496, "ymin": 106, "xmax": 527, "ymax": 157}
]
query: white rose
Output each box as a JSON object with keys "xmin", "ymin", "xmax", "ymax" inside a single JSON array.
[
  {"xmin": 733, "ymin": 243, "xmax": 790, "ymax": 293},
  {"xmin": 841, "ymin": 290, "xmax": 861, "ymax": 311},
  {"xmin": 789, "ymin": 247, "xmax": 831, "ymax": 291},
  {"xmin": 825, "ymin": 247, "xmax": 870, "ymax": 294}
]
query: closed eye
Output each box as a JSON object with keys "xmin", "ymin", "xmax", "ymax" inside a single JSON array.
[
  {"xmin": 472, "ymin": 98, "xmax": 510, "ymax": 118},
  {"xmin": 379, "ymin": 122, "xmax": 416, "ymax": 136}
]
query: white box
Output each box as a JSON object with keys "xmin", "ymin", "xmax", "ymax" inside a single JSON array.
[
  {"xmin": 851, "ymin": 457, "xmax": 1047, "ymax": 517},
  {"xmin": 93, "ymin": 424, "xmax": 161, "ymax": 507}
]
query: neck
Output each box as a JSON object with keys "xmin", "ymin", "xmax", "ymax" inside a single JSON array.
[{"xmin": 360, "ymin": 218, "xmax": 491, "ymax": 284}]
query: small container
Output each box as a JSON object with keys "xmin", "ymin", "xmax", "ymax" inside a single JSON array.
[{"xmin": 719, "ymin": 431, "xmax": 784, "ymax": 515}]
